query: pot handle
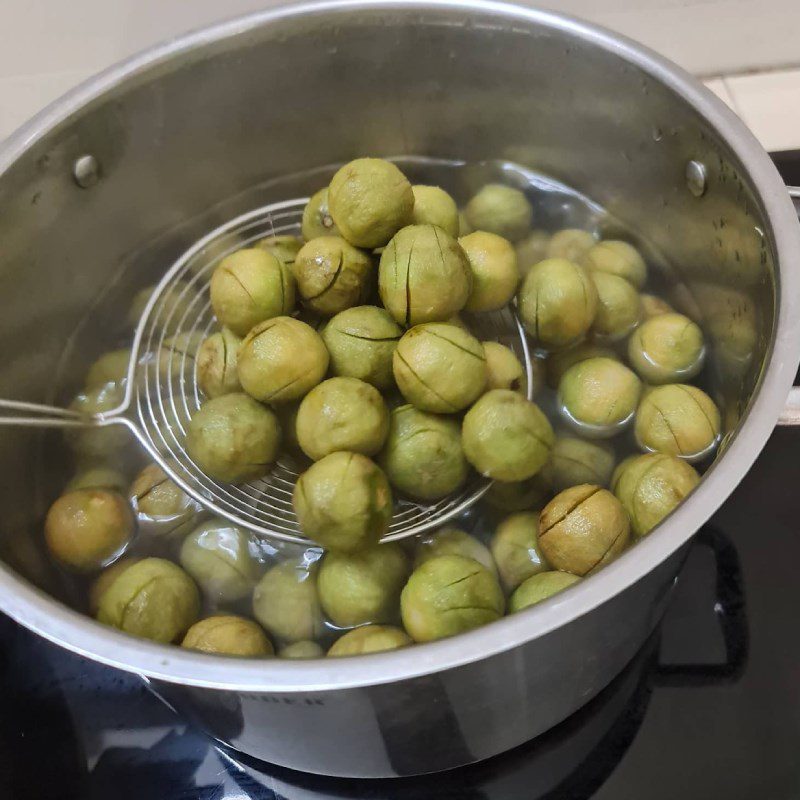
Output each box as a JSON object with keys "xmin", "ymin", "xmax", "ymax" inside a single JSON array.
[
  {"xmin": 653, "ymin": 526, "xmax": 748, "ymax": 687},
  {"xmin": 776, "ymin": 186, "xmax": 800, "ymax": 425}
]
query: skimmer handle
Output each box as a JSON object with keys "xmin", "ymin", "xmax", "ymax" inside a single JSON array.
[{"xmin": 0, "ymin": 399, "xmax": 104, "ymax": 428}]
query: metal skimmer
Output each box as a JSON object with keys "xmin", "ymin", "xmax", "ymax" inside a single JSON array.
[{"xmin": 0, "ymin": 198, "xmax": 535, "ymax": 545}]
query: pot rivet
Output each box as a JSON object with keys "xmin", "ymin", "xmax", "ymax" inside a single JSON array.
[
  {"xmin": 73, "ymin": 155, "xmax": 100, "ymax": 189},
  {"xmin": 685, "ymin": 160, "xmax": 707, "ymax": 197}
]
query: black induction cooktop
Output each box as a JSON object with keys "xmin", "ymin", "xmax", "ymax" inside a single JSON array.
[{"xmin": 3, "ymin": 154, "xmax": 800, "ymax": 800}]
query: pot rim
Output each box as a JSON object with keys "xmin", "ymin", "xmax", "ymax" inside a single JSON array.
[{"xmin": 1, "ymin": 0, "xmax": 799, "ymax": 692}]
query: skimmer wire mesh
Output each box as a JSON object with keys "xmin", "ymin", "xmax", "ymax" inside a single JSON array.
[{"xmin": 131, "ymin": 198, "xmax": 534, "ymax": 545}]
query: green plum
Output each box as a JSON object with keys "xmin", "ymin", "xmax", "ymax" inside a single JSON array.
[
  {"xmin": 321, "ymin": 305, "xmax": 403, "ymax": 390},
  {"xmin": 328, "ymin": 625, "xmax": 412, "ymax": 656},
  {"xmin": 400, "ymin": 555, "xmax": 504, "ymax": 642},
  {"xmin": 328, "ymin": 158, "xmax": 414, "ymax": 248},
  {"xmin": 462, "ymin": 390, "xmax": 554, "ymax": 481},
  {"xmin": 393, "ymin": 323, "xmax": 487, "ymax": 413},
  {"xmin": 185, "ymin": 393, "xmax": 281, "ymax": 483},
  {"xmin": 464, "ymin": 184, "xmax": 532, "ymax": 242},
  {"xmin": 209, "ymin": 248, "xmax": 295, "ymax": 336},
  {"xmin": 490, "ymin": 512, "xmax": 548, "ymax": 592},
  {"xmin": 296, "ymin": 377, "xmax": 389, "ymax": 461},
  {"xmin": 379, "ymin": 224, "xmax": 472, "ymax": 326},
  {"xmin": 236, "ymin": 316, "xmax": 329, "ymax": 404},
  {"xmin": 509, "ymin": 571, "xmax": 581, "ymax": 612},
  {"xmin": 97, "ymin": 558, "xmax": 200, "ymax": 643},
  {"xmin": 410, "ymin": 185, "xmax": 459, "ymax": 236},
  {"xmin": 318, "ymin": 543, "xmax": 409, "ymax": 627},
  {"xmin": 379, "ymin": 404, "xmax": 468, "ymax": 501},
  {"xmin": 293, "ymin": 452, "xmax": 393, "ymax": 552},
  {"xmin": 180, "ymin": 519, "xmax": 261, "ymax": 603},
  {"xmin": 518, "ymin": 258, "xmax": 598, "ymax": 351}
]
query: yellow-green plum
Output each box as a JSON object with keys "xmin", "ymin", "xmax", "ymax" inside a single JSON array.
[
  {"xmin": 45, "ymin": 489, "xmax": 134, "ymax": 572},
  {"xmin": 379, "ymin": 405, "xmax": 468, "ymax": 501},
  {"xmin": 509, "ymin": 571, "xmax": 581, "ymax": 612},
  {"xmin": 581, "ymin": 240, "xmax": 647, "ymax": 288},
  {"xmin": 296, "ymin": 377, "xmax": 389, "ymax": 461},
  {"xmin": 236, "ymin": 316, "xmax": 329, "ymax": 404},
  {"xmin": 462, "ymin": 390, "xmax": 554, "ymax": 481},
  {"xmin": 544, "ymin": 436, "xmax": 615, "ymax": 491},
  {"xmin": 301, "ymin": 187, "xmax": 340, "ymax": 241},
  {"xmin": 328, "ymin": 158, "xmax": 414, "ymax": 248},
  {"xmin": 483, "ymin": 341, "xmax": 526, "ymax": 393},
  {"xmin": 627, "ymin": 313, "xmax": 706, "ymax": 385},
  {"xmin": 97, "ymin": 558, "xmax": 200, "ymax": 643},
  {"xmin": 321, "ymin": 305, "xmax": 402, "ymax": 390},
  {"xmin": 518, "ymin": 258, "xmax": 598, "ymax": 351},
  {"xmin": 539, "ymin": 485, "xmax": 630, "ymax": 575},
  {"xmin": 545, "ymin": 342, "xmax": 619, "ymax": 389},
  {"xmin": 613, "ymin": 453, "xmax": 700, "ymax": 537},
  {"xmin": 180, "ymin": 519, "xmax": 261, "ymax": 603},
  {"xmin": 590, "ymin": 272, "xmax": 641, "ymax": 340},
  {"xmin": 459, "ymin": 231, "xmax": 519, "ymax": 312},
  {"xmin": 196, "ymin": 328, "xmax": 242, "ymax": 398},
  {"xmin": 558, "ymin": 357, "xmax": 641, "ymax": 437},
  {"xmin": 294, "ymin": 236, "xmax": 373, "ymax": 316},
  {"xmin": 328, "ymin": 625, "xmax": 412, "ymax": 656},
  {"xmin": 400, "ymin": 555, "xmax": 504, "ymax": 642},
  {"xmin": 410, "ymin": 185, "xmax": 459, "ymax": 237},
  {"xmin": 415, "ymin": 528, "xmax": 497, "ymax": 576},
  {"xmin": 293, "ymin": 452, "xmax": 393, "ymax": 552},
  {"xmin": 546, "ymin": 229, "xmax": 596, "ymax": 262},
  {"xmin": 209, "ymin": 248, "xmax": 295, "ymax": 336},
  {"xmin": 634, "ymin": 384, "xmax": 720, "ymax": 461},
  {"xmin": 379, "ymin": 224, "xmax": 472, "ymax": 326},
  {"xmin": 490, "ymin": 512, "xmax": 549, "ymax": 592},
  {"xmin": 279, "ymin": 640, "xmax": 325, "ymax": 659},
  {"xmin": 464, "ymin": 184, "xmax": 532, "ymax": 242},
  {"xmin": 252, "ymin": 559, "xmax": 324, "ymax": 643},
  {"xmin": 318, "ymin": 543, "xmax": 409, "ymax": 627},
  {"xmin": 185, "ymin": 393, "xmax": 281, "ymax": 483},
  {"xmin": 393, "ymin": 323, "xmax": 487, "ymax": 413},
  {"xmin": 182, "ymin": 615, "xmax": 274, "ymax": 657}
]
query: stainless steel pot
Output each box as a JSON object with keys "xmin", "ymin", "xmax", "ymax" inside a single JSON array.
[{"xmin": 1, "ymin": 0, "xmax": 799, "ymax": 779}]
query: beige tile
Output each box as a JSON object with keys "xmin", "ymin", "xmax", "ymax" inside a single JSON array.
[
  {"xmin": 725, "ymin": 68, "xmax": 800, "ymax": 152},
  {"xmin": 119, "ymin": 0, "xmax": 273, "ymax": 48},
  {"xmin": 2, "ymin": 0, "xmax": 800, "ymax": 82},
  {"xmin": 0, "ymin": 70, "xmax": 92, "ymax": 141},
  {"xmin": 4, "ymin": 0, "xmax": 800, "ymax": 151},
  {"xmin": 0, "ymin": 0, "xmax": 128, "ymax": 77},
  {"xmin": 558, "ymin": 0, "xmax": 800, "ymax": 76},
  {"xmin": 703, "ymin": 78, "xmax": 739, "ymax": 112}
]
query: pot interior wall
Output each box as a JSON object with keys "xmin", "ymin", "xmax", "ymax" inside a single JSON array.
[{"xmin": 0, "ymin": 5, "xmax": 774, "ymax": 598}]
